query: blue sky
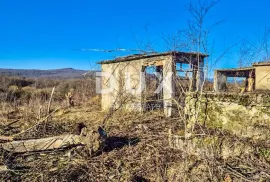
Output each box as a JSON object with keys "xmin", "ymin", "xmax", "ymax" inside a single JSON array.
[{"xmin": 0, "ymin": 0, "xmax": 270, "ymax": 71}]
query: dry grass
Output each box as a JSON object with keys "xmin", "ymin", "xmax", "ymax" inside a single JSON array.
[
  {"xmin": 0, "ymin": 76, "xmax": 269, "ymax": 181},
  {"xmin": 1, "ymin": 101, "xmax": 269, "ymax": 181}
]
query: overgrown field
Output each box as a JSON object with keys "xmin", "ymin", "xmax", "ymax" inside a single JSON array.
[{"xmin": 0, "ymin": 76, "xmax": 269, "ymax": 181}]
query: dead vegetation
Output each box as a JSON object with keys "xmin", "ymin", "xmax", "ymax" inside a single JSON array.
[
  {"xmin": 0, "ymin": 0, "xmax": 269, "ymax": 178},
  {"xmin": 1, "ymin": 107, "xmax": 270, "ymax": 181},
  {"xmin": 0, "ymin": 74, "xmax": 269, "ymax": 181}
]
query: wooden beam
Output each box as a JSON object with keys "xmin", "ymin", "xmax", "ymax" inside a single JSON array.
[{"xmin": 0, "ymin": 134, "xmax": 84, "ymax": 153}]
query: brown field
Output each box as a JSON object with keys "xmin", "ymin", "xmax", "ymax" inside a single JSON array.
[{"xmin": 0, "ymin": 75, "xmax": 269, "ymax": 182}]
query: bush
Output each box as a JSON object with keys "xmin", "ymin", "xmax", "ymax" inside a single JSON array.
[{"xmin": 7, "ymin": 77, "xmax": 34, "ymax": 88}]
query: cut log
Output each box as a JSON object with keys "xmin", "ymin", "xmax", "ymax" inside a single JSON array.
[{"xmin": 0, "ymin": 134, "xmax": 84, "ymax": 153}]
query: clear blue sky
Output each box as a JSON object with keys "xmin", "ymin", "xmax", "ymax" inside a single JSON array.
[{"xmin": 0, "ymin": 0, "xmax": 270, "ymax": 71}]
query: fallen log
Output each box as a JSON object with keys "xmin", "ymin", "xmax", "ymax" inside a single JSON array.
[
  {"xmin": 0, "ymin": 126, "xmax": 107, "ymax": 154},
  {"xmin": 0, "ymin": 134, "xmax": 83, "ymax": 153}
]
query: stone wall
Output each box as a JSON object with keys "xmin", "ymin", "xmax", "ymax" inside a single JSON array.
[
  {"xmin": 185, "ymin": 92, "xmax": 270, "ymax": 140},
  {"xmin": 165, "ymin": 92, "xmax": 270, "ymax": 180}
]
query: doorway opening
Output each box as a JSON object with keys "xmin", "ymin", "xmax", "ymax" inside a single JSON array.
[{"xmin": 143, "ymin": 65, "xmax": 163, "ymax": 111}]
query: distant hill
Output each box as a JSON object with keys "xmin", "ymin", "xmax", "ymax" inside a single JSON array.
[{"xmin": 0, "ymin": 68, "xmax": 95, "ymax": 79}]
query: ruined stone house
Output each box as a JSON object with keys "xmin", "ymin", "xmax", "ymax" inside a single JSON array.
[
  {"xmin": 97, "ymin": 51, "xmax": 208, "ymax": 117},
  {"xmin": 214, "ymin": 62, "xmax": 270, "ymax": 92}
]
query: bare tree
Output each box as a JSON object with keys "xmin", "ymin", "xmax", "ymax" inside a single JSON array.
[{"xmin": 238, "ymin": 28, "xmax": 270, "ymax": 67}]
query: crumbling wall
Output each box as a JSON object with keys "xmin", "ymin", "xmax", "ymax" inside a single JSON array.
[
  {"xmin": 166, "ymin": 93, "xmax": 270, "ymax": 181},
  {"xmin": 213, "ymin": 71, "xmax": 227, "ymax": 91},
  {"xmin": 255, "ymin": 66, "xmax": 270, "ymax": 90},
  {"xmin": 185, "ymin": 92, "xmax": 270, "ymax": 140},
  {"xmin": 101, "ymin": 55, "xmax": 174, "ymax": 116},
  {"xmin": 101, "ymin": 59, "xmax": 142, "ymax": 111}
]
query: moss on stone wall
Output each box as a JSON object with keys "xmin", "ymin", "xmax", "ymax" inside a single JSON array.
[{"xmin": 185, "ymin": 92, "xmax": 270, "ymax": 140}]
